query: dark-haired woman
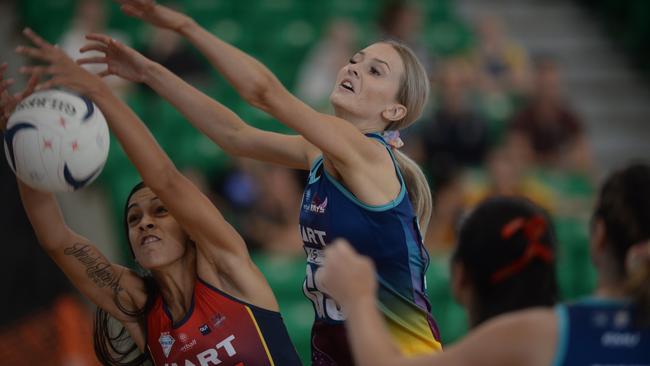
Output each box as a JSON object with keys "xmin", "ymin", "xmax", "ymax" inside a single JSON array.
[
  {"xmin": 320, "ymin": 164, "xmax": 650, "ymax": 366},
  {"xmin": 2, "ymin": 29, "xmax": 301, "ymax": 366},
  {"xmin": 451, "ymin": 196, "xmax": 557, "ymax": 328}
]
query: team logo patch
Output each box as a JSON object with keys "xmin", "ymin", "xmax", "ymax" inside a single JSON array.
[
  {"xmin": 179, "ymin": 333, "xmax": 189, "ymax": 343},
  {"xmin": 199, "ymin": 323, "xmax": 212, "ymax": 335},
  {"xmin": 211, "ymin": 313, "xmax": 226, "ymax": 328},
  {"xmin": 158, "ymin": 332, "xmax": 175, "ymax": 358},
  {"xmin": 303, "ymin": 189, "xmax": 328, "ymax": 214}
]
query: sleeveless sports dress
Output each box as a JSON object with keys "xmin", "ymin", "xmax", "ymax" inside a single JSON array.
[
  {"xmin": 553, "ymin": 298, "xmax": 650, "ymax": 366},
  {"xmin": 146, "ymin": 278, "xmax": 302, "ymax": 366},
  {"xmin": 299, "ymin": 133, "xmax": 442, "ymax": 365}
]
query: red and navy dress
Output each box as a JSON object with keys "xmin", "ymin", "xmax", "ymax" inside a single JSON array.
[{"xmin": 146, "ymin": 278, "xmax": 301, "ymax": 366}]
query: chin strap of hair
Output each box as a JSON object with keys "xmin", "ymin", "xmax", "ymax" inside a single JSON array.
[
  {"xmin": 490, "ymin": 215, "xmax": 554, "ymax": 284},
  {"xmin": 382, "ymin": 130, "xmax": 404, "ymax": 149}
]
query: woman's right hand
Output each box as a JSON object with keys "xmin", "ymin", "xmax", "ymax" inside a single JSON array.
[
  {"xmin": 115, "ymin": 0, "xmax": 192, "ymax": 31},
  {"xmin": 78, "ymin": 34, "xmax": 154, "ymax": 83}
]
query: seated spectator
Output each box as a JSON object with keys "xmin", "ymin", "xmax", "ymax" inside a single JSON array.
[
  {"xmin": 473, "ymin": 14, "xmax": 530, "ymax": 94},
  {"xmin": 141, "ymin": 26, "xmax": 208, "ymax": 87},
  {"xmin": 422, "ymin": 59, "xmax": 489, "ymax": 179},
  {"xmin": 377, "ymin": 0, "xmax": 434, "ymax": 73},
  {"xmin": 507, "ymin": 56, "xmax": 592, "ymax": 171}
]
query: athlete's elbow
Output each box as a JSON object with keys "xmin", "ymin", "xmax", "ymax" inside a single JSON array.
[
  {"xmin": 241, "ymin": 74, "xmax": 281, "ymax": 112},
  {"xmin": 142, "ymin": 163, "xmax": 180, "ymax": 193}
]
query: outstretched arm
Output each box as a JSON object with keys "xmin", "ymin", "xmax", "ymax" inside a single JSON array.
[
  {"xmin": 320, "ymin": 241, "xmax": 556, "ymax": 366},
  {"xmin": 17, "ymin": 181, "xmax": 146, "ymax": 323},
  {"xmin": 1, "ymin": 56, "xmax": 146, "ymax": 327},
  {"xmin": 116, "ymin": 0, "xmax": 384, "ymax": 170},
  {"xmin": 16, "ymin": 29, "xmax": 270, "ymax": 301},
  {"xmin": 78, "ymin": 34, "xmax": 317, "ymax": 170}
]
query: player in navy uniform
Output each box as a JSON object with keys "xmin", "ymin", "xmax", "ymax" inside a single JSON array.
[
  {"xmin": 321, "ymin": 163, "xmax": 650, "ymax": 366},
  {"xmin": 100, "ymin": 2, "xmax": 440, "ymax": 363},
  {"xmin": 3, "ymin": 29, "xmax": 301, "ymax": 366}
]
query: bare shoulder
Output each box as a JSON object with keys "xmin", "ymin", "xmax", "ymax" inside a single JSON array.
[
  {"xmin": 439, "ymin": 308, "xmax": 558, "ymax": 366},
  {"xmin": 195, "ymin": 250, "xmax": 279, "ymax": 312}
]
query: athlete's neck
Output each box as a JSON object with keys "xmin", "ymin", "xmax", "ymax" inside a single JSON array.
[
  {"xmin": 333, "ymin": 108, "xmax": 386, "ymax": 134},
  {"xmin": 595, "ymin": 276, "xmax": 628, "ymax": 299},
  {"xmin": 152, "ymin": 254, "xmax": 197, "ymax": 323}
]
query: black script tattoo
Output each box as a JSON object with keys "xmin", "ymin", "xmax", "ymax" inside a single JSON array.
[{"xmin": 64, "ymin": 243, "xmax": 123, "ymax": 293}]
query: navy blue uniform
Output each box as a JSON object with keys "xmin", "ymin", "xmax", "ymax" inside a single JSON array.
[
  {"xmin": 554, "ymin": 298, "xmax": 650, "ymax": 366},
  {"xmin": 299, "ymin": 133, "xmax": 441, "ymax": 365}
]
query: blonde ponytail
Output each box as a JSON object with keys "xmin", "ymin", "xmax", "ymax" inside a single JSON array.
[
  {"xmin": 380, "ymin": 40, "xmax": 432, "ymax": 236},
  {"xmin": 394, "ymin": 149, "xmax": 432, "ymax": 235}
]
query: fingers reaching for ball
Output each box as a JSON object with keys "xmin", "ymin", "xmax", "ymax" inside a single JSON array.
[
  {"xmin": 0, "ymin": 62, "xmax": 41, "ymax": 131},
  {"xmin": 14, "ymin": 28, "xmax": 108, "ymax": 97}
]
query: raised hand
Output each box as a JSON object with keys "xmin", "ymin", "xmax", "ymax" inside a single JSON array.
[
  {"xmin": 115, "ymin": 0, "xmax": 191, "ymax": 31},
  {"xmin": 320, "ymin": 239, "xmax": 377, "ymax": 309},
  {"xmin": 15, "ymin": 28, "xmax": 106, "ymax": 97},
  {"xmin": 78, "ymin": 34, "xmax": 153, "ymax": 83},
  {"xmin": 0, "ymin": 63, "xmax": 39, "ymax": 131}
]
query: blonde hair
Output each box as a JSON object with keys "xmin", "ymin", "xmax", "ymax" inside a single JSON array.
[{"xmin": 381, "ymin": 40, "xmax": 432, "ymax": 234}]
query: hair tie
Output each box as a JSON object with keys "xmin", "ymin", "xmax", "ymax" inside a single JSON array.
[
  {"xmin": 382, "ymin": 130, "xmax": 404, "ymax": 149},
  {"xmin": 490, "ymin": 215, "xmax": 554, "ymax": 284}
]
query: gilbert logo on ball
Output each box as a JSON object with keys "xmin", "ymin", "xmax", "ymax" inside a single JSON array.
[{"xmin": 4, "ymin": 89, "xmax": 109, "ymax": 192}]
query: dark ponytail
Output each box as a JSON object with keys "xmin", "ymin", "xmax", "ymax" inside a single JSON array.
[
  {"xmin": 94, "ymin": 182, "xmax": 158, "ymax": 365},
  {"xmin": 94, "ymin": 277, "xmax": 159, "ymax": 365},
  {"xmin": 452, "ymin": 196, "xmax": 557, "ymax": 327},
  {"xmin": 594, "ymin": 163, "xmax": 650, "ymax": 326}
]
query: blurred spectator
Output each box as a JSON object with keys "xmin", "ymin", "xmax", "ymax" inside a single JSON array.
[
  {"xmin": 465, "ymin": 147, "xmax": 555, "ymax": 212},
  {"xmin": 0, "ymin": 295, "xmax": 99, "ymax": 366},
  {"xmin": 377, "ymin": 0, "xmax": 434, "ymax": 73},
  {"xmin": 507, "ymin": 56, "xmax": 593, "ymax": 172},
  {"xmin": 424, "ymin": 168, "xmax": 464, "ymax": 254},
  {"xmin": 140, "ymin": 21, "xmax": 208, "ymax": 87},
  {"xmin": 59, "ymin": 0, "xmax": 131, "ymax": 97},
  {"xmin": 216, "ymin": 159, "xmax": 305, "ymax": 255},
  {"xmin": 421, "ymin": 58, "xmax": 489, "ymax": 184},
  {"xmin": 295, "ymin": 19, "xmax": 358, "ymax": 112},
  {"xmin": 473, "ymin": 14, "xmax": 530, "ymax": 94}
]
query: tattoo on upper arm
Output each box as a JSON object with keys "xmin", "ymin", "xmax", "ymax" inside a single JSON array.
[{"xmin": 63, "ymin": 243, "xmax": 124, "ymax": 294}]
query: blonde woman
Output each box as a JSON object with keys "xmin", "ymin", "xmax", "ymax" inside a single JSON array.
[{"xmin": 84, "ymin": 1, "xmax": 441, "ymax": 363}]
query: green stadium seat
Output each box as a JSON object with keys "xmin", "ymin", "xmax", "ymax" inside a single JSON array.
[{"xmin": 426, "ymin": 256, "xmax": 469, "ymax": 345}]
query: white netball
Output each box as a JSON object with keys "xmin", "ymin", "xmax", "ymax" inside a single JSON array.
[{"xmin": 4, "ymin": 89, "xmax": 109, "ymax": 192}]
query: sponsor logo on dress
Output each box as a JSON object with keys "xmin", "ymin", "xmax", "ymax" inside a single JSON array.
[
  {"xmin": 180, "ymin": 338, "xmax": 197, "ymax": 353},
  {"xmin": 303, "ymin": 189, "xmax": 328, "ymax": 214},
  {"xmin": 614, "ymin": 310, "xmax": 630, "ymax": 329},
  {"xmin": 158, "ymin": 332, "xmax": 175, "ymax": 358},
  {"xmin": 179, "ymin": 333, "xmax": 189, "ymax": 343},
  {"xmin": 211, "ymin": 313, "xmax": 226, "ymax": 328},
  {"xmin": 199, "ymin": 323, "xmax": 211, "ymax": 336}
]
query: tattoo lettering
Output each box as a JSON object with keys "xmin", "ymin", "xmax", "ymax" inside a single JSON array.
[{"xmin": 64, "ymin": 243, "xmax": 123, "ymax": 293}]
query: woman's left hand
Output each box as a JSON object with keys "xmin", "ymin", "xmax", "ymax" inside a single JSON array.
[
  {"xmin": 16, "ymin": 28, "xmax": 107, "ymax": 97},
  {"xmin": 320, "ymin": 239, "xmax": 377, "ymax": 308}
]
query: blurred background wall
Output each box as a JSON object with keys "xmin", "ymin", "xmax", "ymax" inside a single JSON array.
[{"xmin": 0, "ymin": 0, "xmax": 648, "ymax": 364}]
